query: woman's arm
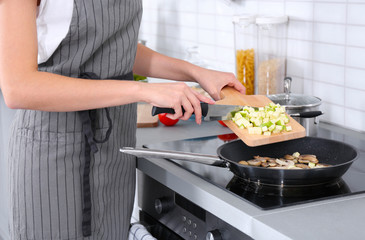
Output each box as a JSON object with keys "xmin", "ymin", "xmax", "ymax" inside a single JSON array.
[
  {"xmin": 0, "ymin": 0, "xmax": 142, "ymax": 111},
  {"xmin": 0, "ymin": 0, "xmax": 211, "ymax": 123},
  {"xmin": 133, "ymin": 44, "xmax": 245, "ymax": 100}
]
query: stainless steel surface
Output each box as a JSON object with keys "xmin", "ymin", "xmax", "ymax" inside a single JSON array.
[
  {"xmin": 203, "ymin": 104, "xmax": 243, "ymax": 121},
  {"xmin": 121, "ymin": 147, "xmax": 224, "ymax": 166},
  {"xmin": 136, "ymin": 121, "xmax": 365, "ymax": 240},
  {"xmin": 268, "ymin": 93, "xmax": 322, "ymax": 136},
  {"xmin": 284, "ymin": 77, "xmax": 292, "ymax": 101}
]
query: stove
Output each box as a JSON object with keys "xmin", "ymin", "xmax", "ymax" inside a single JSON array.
[
  {"xmin": 144, "ymin": 132, "xmax": 365, "ymax": 210},
  {"xmin": 137, "ymin": 125, "xmax": 365, "ymax": 239}
]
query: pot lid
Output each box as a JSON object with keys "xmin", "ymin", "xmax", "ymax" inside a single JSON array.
[{"xmin": 268, "ymin": 93, "xmax": 321, "ymax": 109}]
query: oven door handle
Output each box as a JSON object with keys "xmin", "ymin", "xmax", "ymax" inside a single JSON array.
[{"xmin": 120, "ymin": 147, "xmax": 226, "ymax": 167}]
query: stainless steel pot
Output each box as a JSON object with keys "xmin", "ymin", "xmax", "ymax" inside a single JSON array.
[{"xmin": 268, "ymin": 77, "xmax": 323, "ymax": 136}]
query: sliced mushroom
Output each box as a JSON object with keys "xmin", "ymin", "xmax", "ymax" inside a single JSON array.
[
  {"xmin": 261, "ymin": 162, "xmax": 269, "ymax": 168},
  {"xmin": 268, "ymin": 162, "xmax": 278, "ymax": 167},
  {"xmin": 254, "ymin": 156, "xmax": 271, "ymax": 161},
  {"xmin": 298, "ymin": 159, "xmax": 310, "ymax": 164},
  {"xmin": 241, "ymin": 153, "xmax": 327, "ymax": 169},
  {"xmin": 284, "ymin": 154, "xmax": 295, "ymax": 160},
  {"xmin": 238, "ymin": 160, "xmax": 248, "ymax": 165},
  {"xmin": 254, "ymin": 158, "xmax": 267, "ymax": 163},
  {"xmin": 315, "ymin": 163, "xmax": 331, "ymax": 168},
  {"xmin": 275, "ymin": 159, "xmax": 287, "ymax": 166},
  {"xmin": 247, "ymin": 159, "xmax": 262, "ymax": 166},
  {"xmin": 300, "ymin": 154, "xmax": 319, "ymax": 163},
  {"xmin": 295, "ymin": 163, "xmax": 310, "ymax": 169},
  {"xmin": 285, "ymin": 160, "xmax": 295, "ymax": 167}
]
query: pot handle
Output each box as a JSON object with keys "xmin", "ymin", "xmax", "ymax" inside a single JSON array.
[
  {"xmin": 284, "ymin": 77, "xmax": 292, "ymax": 101},
  {"xmin": 290, "ymin": 111, "xmax": 323, "ymax": 118},
  {"xmin": 120, "ymin": 147, "xmax": 226, "ymax": 167}
]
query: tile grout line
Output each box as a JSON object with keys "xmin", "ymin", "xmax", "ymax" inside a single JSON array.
[
  {"xmin": 344, "ymin": 0, "xmax": 349, "ymax": 126},
  {"xmin": 303, "ymin": 1, "xmax": 316, "ymax": 95}
]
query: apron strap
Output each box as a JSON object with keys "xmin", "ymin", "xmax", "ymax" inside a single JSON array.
[{"xmin": 79, "ymin": 71, "xmax": 134, "ymax": 237}]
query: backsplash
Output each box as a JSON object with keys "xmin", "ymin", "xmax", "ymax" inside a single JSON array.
[{"xmin": 139, "ymin": 0, "xmax": 365, "ymax": 132}]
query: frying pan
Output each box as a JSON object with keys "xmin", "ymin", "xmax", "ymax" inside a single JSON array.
[{"xmin": 120, "ymin": 137, "xmax": 358, "ymax": 186}]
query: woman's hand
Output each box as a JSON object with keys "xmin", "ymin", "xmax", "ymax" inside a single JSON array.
[
  {"xmin": 192, "ymin": 68, "xmax": 246, "ymax": 101},
  {"xmin": 139, "ymin": 82, "xmax": 215, "ymax": 124}
]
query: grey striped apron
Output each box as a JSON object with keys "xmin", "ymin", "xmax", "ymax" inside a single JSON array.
[{"xmin": 8, "ymin": 0, "xmax": 142, "ymax": 239}]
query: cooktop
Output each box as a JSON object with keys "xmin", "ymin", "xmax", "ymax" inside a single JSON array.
[{"xmin": 144, "ymin": 128, "xmax": 365, "ymax": 210}]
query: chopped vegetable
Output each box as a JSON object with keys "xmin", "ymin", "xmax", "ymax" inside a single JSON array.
[
  {"xmin": 239, "ymin": 153, "xmax": 331, "ymax": 169},
  {"xmin": 229, "ymin": 102, "xmax": 292, "ymax": 135}
]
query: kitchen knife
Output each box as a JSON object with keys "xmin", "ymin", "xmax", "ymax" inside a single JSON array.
[{"xmin": 151, "ymin": 103, "xmax": 244, "ymax": 121}]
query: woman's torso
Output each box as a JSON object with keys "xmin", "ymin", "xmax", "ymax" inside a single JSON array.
[
  {"xmin": 9, "ymin": 1, "xmax": 142, "ymax": 239},
  {"xmin": 38, "ymin": 0, "xmax": 143, "ymax": 79}
]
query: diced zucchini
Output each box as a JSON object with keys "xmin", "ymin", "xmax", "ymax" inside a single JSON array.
[
  {"xmin": 268, "ymin": 124, "xmax": 276, "ymax": 132},
  {"xmin": 230, "ymin": 103, "xmax": 291, "ymax": 135},
  {"xmin": 247, "ymin": 127, "xmax": 255, "ymax": 135},
  {"xmin": 276, "ymin": 125, "xmax": 283, "ymax": 131},
  {"xmin": 263, "ymin": 131, "xmax": 271, "ymax": 136}
]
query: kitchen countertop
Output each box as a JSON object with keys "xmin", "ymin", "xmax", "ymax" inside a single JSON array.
[{"xmin": 136, "ymin": 120, "xmax": 365, "ymax": 240}]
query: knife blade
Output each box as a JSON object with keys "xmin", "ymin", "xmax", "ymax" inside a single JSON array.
[{"xmin": 151, "ymin": 103, "xmax": 245, "ymax": 121}]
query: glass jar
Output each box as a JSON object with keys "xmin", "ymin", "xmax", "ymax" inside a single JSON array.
[
  {"xmin": 256, "ymin": 15, "xmax": 288, "ymax": 95},
  {"xmin": 232, "ymin": 15, "xmax": 256, "ymax": 95}
]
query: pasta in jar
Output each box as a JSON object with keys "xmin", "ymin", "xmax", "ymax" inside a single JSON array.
[{"xmin": 236, "ymin": 49, "xmax": 255, "ymax": 95}]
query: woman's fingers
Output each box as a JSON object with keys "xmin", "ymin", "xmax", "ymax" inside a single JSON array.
[
  {"xmin": 177, "ymin": 87, "xmax": 202, "ymax": 124},
  {"xmin": 192, "ymin": 90, "xmax": 215, "ymax": 104},
  {"xmin": 186, "ymin": 92, "xmax": 202, "ymax": 124},
  {"xmin": 146, "ymin": 82, "xmax": 206, "ymax": 124},
  {"xmin": 227, "ymin": 78, "xmax": 246, "ymax": 95}
]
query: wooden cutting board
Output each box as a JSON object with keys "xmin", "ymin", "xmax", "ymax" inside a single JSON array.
[
  {"xmin": 217, "ymin": 87, "xmax": 305, "ymax": 146},
  {"xmin": 137, "ymin": 103, "xmax": 159, "ymax": 128}
]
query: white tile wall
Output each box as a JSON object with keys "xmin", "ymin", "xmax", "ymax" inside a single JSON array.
[
  {"xmin": 313, "ymin": 23, "xmax": 346, "ymax": 45},
  {"xmin": 140, "ymin": 0, "xmax": 365, "ymax": 132},
  {"xmin": 313, "ymin": 3, "xmax": 347, "ymax": 24},
  {"xmin": 347, "ymin": 25, "xmax": 365, "ymax": 48}
]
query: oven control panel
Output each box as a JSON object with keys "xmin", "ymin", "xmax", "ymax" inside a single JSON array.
[{"xmin": 138, "ymin": 172, "xmax": 252, "ymax": 240}]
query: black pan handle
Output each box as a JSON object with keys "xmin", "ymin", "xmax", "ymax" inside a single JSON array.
[
  {"xmin": 151, "ymin": 103, "xmax": 209, "ymax": 117},
  {"xmin": 290, "ymin": 111, "xmax": 323, "ymax": 118}
]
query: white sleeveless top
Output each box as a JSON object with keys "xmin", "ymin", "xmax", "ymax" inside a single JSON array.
[{"xmin": 36, "ymin": 0, "xmax": 74, "ymax": 64}]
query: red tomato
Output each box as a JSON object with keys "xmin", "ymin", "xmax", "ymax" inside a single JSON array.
[
  {"xmin": 218, "ymin": 120, "xmax": 228, "ymax": 127},
  {"xmin": 217, "ymin": 133, "xmax": 238, "ymax": 142},
  {"xmin": 158, "ymin": 113, "xmax": 179, "ymax": 126}
]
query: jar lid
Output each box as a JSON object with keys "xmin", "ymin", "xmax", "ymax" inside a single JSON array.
[
  {"xmin": 256, "ymin": 15, "xmax": 288, "ymax": 25},
  {"xmin": 268, "ymin": 93, "xmax": 321, "ymax": 109},
  {"xmin": 232, "ymin": 15, "xmax": 256, "ymax": 25}
]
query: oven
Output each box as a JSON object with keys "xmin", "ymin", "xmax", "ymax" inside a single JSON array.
[{"xmin": 137, "ymin": 172, "xmax": 252, "ymax": 240}]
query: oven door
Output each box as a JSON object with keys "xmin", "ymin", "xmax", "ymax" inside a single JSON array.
[
  {"xmin": 137, "ymin": 211, "xmax": 183, "ymax": 240},
  {"xmin": 138, "ymin": 171, "xmax": 253, "ymax": 240}
]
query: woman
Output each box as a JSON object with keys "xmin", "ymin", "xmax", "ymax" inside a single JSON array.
[{"xmin": 0, "ymin": 0, "xmax": 245, "ymax": 239}]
